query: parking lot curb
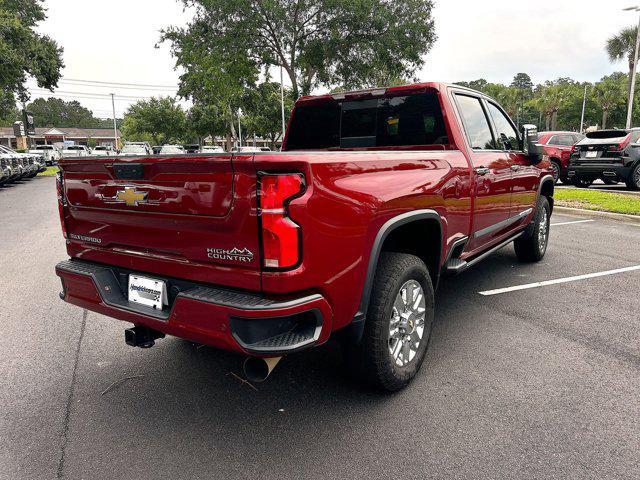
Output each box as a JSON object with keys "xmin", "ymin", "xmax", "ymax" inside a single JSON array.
[{"xmin": 554, "ymin": 206, "xmax": 640, "ymax": 226}]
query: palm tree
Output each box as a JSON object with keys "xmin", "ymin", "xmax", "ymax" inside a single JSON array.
[
  {"xmin": 529, "ymin": 85, "xmax": 565, "ymax": 130},
  {"xmin": 593, "ymin": 79, "xmax": 623, "ymax": 129},
  {"xmin": 606, "ymin": 26, "xmax": 639, "ymax": 98}
]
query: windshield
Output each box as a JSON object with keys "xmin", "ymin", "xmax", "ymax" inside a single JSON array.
[
  {"xmin": 65, "ymin": 146, "xmax": 84, "ymax": 150},
  {"xmin": 121, "ymin": 145, "xmax": 147, "ymax": 154},
  {"xmin": 34, "ymin": 146, "xmax": 54, "ymax": 150}
]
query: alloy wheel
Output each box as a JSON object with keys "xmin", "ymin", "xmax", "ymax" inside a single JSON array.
[
  {"xmin": 388, "ymin": 280, "xmax": 426, "ymax": 367},
  {"xmin": 538, "ymin": 208, "xmax": 549, "ymax": 255}
]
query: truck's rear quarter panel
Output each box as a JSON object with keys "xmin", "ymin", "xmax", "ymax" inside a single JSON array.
[{"xmin": 254, "ymin": 149, "xmax": 472, "ymax": 331}]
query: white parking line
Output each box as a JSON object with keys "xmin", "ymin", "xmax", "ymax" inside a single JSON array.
[
  {"xmin": 551, "ymin": 219, "xmax": 594, "ymax": 226},
  {"xmin": 479, "ymin": 265, "xmax": 640, "ymax": 296}
]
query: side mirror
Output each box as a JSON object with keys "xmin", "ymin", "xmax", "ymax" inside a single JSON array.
[{"xmin": 521, "ymin": 124, "xmax": 542, "ymax": 163}]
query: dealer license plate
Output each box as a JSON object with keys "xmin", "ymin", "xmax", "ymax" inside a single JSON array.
[
  {"xmin": 128, "ymin": 275, "xmax": 167, "ymax": 310},
  {"xmin": 585, "ymin": 151, "xmax": 598, "ymax": 158}
]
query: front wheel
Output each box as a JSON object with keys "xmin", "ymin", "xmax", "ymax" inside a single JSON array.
[
  {"xmin": 346, "ymin": 252, "xmax": 435, "ymax": 391},
  {"xmin": 550, "ymin": 161, "xmax": 561, "ymax": 184},
  {"xmin": 514, "ymin": 196, "xmax": 551, "ymax": 262}
]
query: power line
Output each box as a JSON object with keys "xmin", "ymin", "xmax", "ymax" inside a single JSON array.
[
  {"xmin": 58, "ymin": 80, "xmax": 178, "ymax": 92},
  {"xmin": 28, "ymin": 88, "xmax": 157, "ymax": 100},
  {"xmin": 61, "ymin": 77, "xmax": 179, "ymax": 89}
]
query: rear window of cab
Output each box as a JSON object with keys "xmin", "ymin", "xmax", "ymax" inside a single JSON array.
[{"xmin": 285, "ymin": 92, "xmax": 449, "ymax": 150}]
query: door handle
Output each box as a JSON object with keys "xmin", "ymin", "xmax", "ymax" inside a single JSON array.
[
  {"xmin": 510, "ymin": 164, "xmax": 521, "ymax": 171},
  {"xmin": 475, "ymin": 167, "xmax": 490, "ymax": 176}
]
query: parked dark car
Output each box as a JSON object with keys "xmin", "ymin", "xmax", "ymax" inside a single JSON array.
[
  {"xmin": 568, "ymin": 129, "xmax": 640, "ymax": 189},
  {"xmin": 537, "ymin": 131, "xmax": 584, "ymax": 184}
]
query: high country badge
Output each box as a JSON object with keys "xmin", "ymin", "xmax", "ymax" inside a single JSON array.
[{"xmin": 207, "ymin": 247, "xmax": 254, "ymax": 263}]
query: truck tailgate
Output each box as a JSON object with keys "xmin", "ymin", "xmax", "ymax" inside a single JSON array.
[{"xmin": 59, "ymin": 154, "xmax": 261, "ymax": 290}]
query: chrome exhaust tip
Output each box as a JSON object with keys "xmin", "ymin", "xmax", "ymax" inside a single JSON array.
[{"xmin": 242, "ymin": 356, "xmax": 282, "ymax": 382}]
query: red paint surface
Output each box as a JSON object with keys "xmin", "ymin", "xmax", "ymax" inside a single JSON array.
[{"xmin": 56, "ymin": 83, "xmax": 551, "ymax": 353}]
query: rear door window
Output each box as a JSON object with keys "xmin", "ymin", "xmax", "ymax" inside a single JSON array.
[{"xmin": 455, "ymin": 95, "xmax": 496, "ymax": 150}]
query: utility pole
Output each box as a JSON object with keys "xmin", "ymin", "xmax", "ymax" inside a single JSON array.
[
  {"xmin": 280, "ymin": 65, "xmax": 286, "ymax": 149},
  {"xmin": 580, "ymin": 85, "xmax": 588, "ymax": 133},
  {"xmin": 237, "ymin": 108, "xmax": 242, "ymax": 148},
  {"xmin": 110, "ymin": 93, "xmax": 118, "ymax": 151},
  {"xmin": 624, "ymin": 6, "xmax": 640, "ymax": 129}
]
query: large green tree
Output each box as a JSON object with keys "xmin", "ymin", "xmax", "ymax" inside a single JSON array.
[
  {"xmin": 0, "ymin": 0, "xmax": 63, "ymax": 116},
  {"xmin": 162, "ymin": 0, "xmax": 437, "ymax": 100},
  {"xmin": 186, "ymin": 102, "xmax": 227, "ymax": 144},
  {"xmin": 121, "ymin": 97, "xmax": 186, "ymax": 145},
  {"xmin": 27, "ymin": 97, "xmax": 102, "ymax": 128},
  {"xmin": 242, "ymin": 81, "xmax": 294, "ymax": 149}
]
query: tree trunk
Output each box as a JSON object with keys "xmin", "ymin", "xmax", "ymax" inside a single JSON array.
[
  {"xmin": 602, "ymin": 109, "xmax": 609, "ymax": 130},
  {"xmin": 551, "ymin": 110, "xmax": 558, "ymax": 130},
  {"xmin": 628, "ymin": 63, "xmax": 635, "ymax": 102},
  {"xmin": 545, "ymin": 113, "xmax": 551, "ymax": 131},
  {"xmin": 225, "ymin": 132, "xmax": 232, "ymax": 152}
]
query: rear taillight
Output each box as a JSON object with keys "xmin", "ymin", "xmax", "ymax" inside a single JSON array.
[
  {"xmin": 258, "ymin": 173, "xmax": 304, "ymax": 270},
  {"xmin": 608, "ymin": 133, "xmax": 631, "ymax": 152},
  {"xmin": 56, "ymin": 170, "xmax": 67, "ymax": 238}
]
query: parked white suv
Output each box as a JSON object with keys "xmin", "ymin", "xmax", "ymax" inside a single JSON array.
[
  {"xmin": 159, "ymin": 144, "xmax": 186, "ymax": 155},
  {"xmin": 119, "ymin": 142, "xmax": 153, "ymax": 156},
  {"xmin": 200, "ymin": 145, "xmax": 225, "ymax": 153},
  {"xmin": 91, "ymin": 146, "xmax": 115, "ymax": 156},
  {"xmin": 29, "ymin": 145, "xmax": 61, "ymax": 165},
  {"xmin": 61, "ymin": 145, "xmax": 91, "ymax": 158}
]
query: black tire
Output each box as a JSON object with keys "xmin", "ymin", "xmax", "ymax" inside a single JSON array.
[
  {"xmin": 625, "ymin": 163, "xmax": 640, "ymax": 191},
  {"xmin": 346, "ymin": 252, "xmax": 434, "ymax": 392},
  {"xmin": 560, "ymin": 176, "xmax": 572, "ymax": 185},
  {"xmin": 550, "ymin": 160, "xmax": 561, "ymax": 184},
  {"xmin": 573, "ymin": 177, "xmax": 592, "ymax": 188},
  {"xmin": 514, "ymin": 196, "xmax": 550, "ymax": 262}
]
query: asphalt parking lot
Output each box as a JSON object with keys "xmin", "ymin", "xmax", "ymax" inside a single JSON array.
[{"xmin": 1, "ymin": 177, "xmax": 639, "ymax": 480}]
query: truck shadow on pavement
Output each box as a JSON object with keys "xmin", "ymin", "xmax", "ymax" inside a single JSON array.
[{"xmin": 40, "ymin": 248, "xmax": 535, "ymax": 478}]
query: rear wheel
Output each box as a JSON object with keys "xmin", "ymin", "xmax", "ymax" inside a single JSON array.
[
  {"xmin": 347, "ymin": 252, "xmax": 434, "ymax": 391},
  {"xmin": 625, "ymin": 163, "xmax": 640, "ymax": 191},
  {"xmin": 514, "ymin": 196, "xmax": 550, "ymax": 262}
]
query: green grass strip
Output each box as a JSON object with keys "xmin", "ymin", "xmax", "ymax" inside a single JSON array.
[{"xmin": 555, "ymin": 188, "xmax": 640, "ymax": 216}]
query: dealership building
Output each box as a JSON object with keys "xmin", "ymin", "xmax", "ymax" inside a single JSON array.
[{"xmin": 0, "ymin": 127, "xmax": 121, "ymax": 149}]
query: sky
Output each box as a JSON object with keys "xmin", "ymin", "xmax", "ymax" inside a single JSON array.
[{"xmin": 26, "ymin": 0, "xmax": 640, "ymax": 119}]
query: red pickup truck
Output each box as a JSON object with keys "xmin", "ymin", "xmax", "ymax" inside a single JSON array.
[{"xmin": 55, "ymin": 83, "xmax": 554, "ymax": 391}]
